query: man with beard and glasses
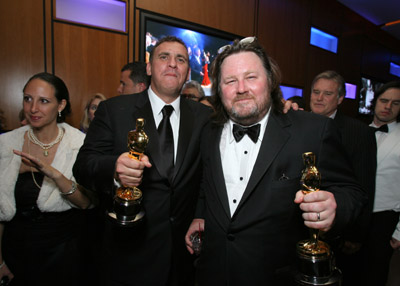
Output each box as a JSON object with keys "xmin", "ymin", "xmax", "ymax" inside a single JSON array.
[{"xmin": 185, "ymin": 37, "xmax": 366, "ymax": 285}]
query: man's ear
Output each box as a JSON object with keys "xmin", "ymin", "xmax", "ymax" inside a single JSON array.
[
  {"xmin": 338, "ymin": 95, "xmax": 345, "ymax": 105},
  {"xmin": 146, "ymin": 62, "xmax": 152, "ymax": 76}
]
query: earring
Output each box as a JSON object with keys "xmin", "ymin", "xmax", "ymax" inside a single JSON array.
[{"xmin": 58, "ymin": 111, "xmax": 61, "ymax": 118}]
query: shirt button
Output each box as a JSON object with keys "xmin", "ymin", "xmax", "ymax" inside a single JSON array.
[
  {"xmin": 240, "ymin": 177, "xmax": 243, "ymax": 181},
  {"xmin": 227, "ymin": 234, "xmax": 235, "ymax": 241},
  {"xmin": 169, "ymin": 217, "xmax": 175, "ymax": 223},
  {"xmin": 244, "ymin": 151, "xmax": 248, "ymax": 154},
  {"xmin": 233, "ymin": 199, "xmax": 237, "ymax": 203}
]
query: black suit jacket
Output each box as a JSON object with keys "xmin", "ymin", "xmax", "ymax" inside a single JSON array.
[
  {"xmin": 195, "ymin": 110, "xmax": 367, "ymax": 286},
  {"xmin": 73, "ymin": 91, "xmax": 211, "ymax": 286},
  {"xmin": 333, "ymin": 111, "xmax": 377, "ymax": 241}
]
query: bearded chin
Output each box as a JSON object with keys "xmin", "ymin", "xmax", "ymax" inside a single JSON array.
[{"xmin": 229, "ymin": 104, "xmax": 259, "ymax": 125}]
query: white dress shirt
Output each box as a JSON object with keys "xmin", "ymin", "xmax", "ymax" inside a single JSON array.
[
  {"xmin": 370, "ymin": 121, "xmax": 400, "ymax": 240},
  {"xmin": 220, "ymin": 109, "xmax": 270, "ymax": 216},
  {"xmin": 148, "ymin": 87, "xmax": 180, "ymax": 163}
]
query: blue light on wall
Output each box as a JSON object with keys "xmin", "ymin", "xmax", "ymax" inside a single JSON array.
[
  {"xmin": 56, "ymin": 0, "xmax": 126, "ymax": 32},
  {"xmin": 280, "ymin": 85, "xmax": 303, "ymax": 100},
  {"xmin": 390, "ymin": 62, "xmax": 400, "ymax": 78},
  {"xmin": 310, "ymin": 27, "xmax": 338, "ymax": 53},
  {"xmin": 345, "ymin": 83, "xmax": 357, "ymax": 99}
]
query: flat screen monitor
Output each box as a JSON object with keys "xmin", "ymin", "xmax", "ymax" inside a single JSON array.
[
  {"xmin": 358, "ymin": 77, "xmax": 384, "ymax": 115},
  {"xmin": 139, "ymin": 11, "xmax": 239, "ymax": 95}
]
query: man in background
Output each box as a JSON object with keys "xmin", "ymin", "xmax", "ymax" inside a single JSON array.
[
  {"xmin": 364, "ymin": 81, "xmax": 400, "ymax": 286},
  {"xmin": 309, "ymin": 70, "xmax": 377, "ymax": 284},
  {"xmin": 181, "ymin": 80, "xmax": 213, "ymax": 108},
  {"xmin": 190, "ymin": 47, "xmax": 203, "ymax": 82},
  {"xmin": 117, "ymin": 61, "xmax": 150, "ymax": 95}
]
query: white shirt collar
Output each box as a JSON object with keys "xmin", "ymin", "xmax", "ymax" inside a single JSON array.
[
  {"xmin": 148, "ymin": 86, "xmax": 181, "ymax": 119},
  {"xmin": 370, "ymin": 121, "xmax": 398, "ymax": 133},
  {"xmin": 329, "ymin": 110, "xmax": 338, "ymax": 119}
]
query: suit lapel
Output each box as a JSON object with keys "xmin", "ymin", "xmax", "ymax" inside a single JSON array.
[
  {"xmin": 233, "ymin": 113, "xmax": 291, "ymax": 218},
  {"xmin": 378, "ymin": 124, "xmax": 400, "ymax": 164},
  {"xmin": 209, "ymin": 125, "xmax": 232, "ymax": 219},
  {"xmin": 173, "ymin": 99, "xmax": 194, "ymax": 181}
]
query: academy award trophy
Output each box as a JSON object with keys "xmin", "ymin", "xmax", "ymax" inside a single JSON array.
[
  {"xmin": 108, "ymin": 118, "xmax": 148, "ymax": 227},
  {"xmin": 295, "ymin": 152, "xmax": 342, "ymax": 285}
]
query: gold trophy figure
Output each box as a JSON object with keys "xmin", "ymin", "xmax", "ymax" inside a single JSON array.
[
  {"xmin": 295, "ymin": 152, "xmax": 341, "ymax": 285},
  {"xmin": 108, "ymin": 118, "xmax": 149, "ymax": 227}
]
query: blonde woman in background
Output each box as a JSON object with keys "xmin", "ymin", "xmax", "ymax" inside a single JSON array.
[{"xmin": 80, "ymin": 93, "xmax": 107, "ymax": 133}]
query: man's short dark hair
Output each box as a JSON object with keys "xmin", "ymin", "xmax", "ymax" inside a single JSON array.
[
  {"xmin": 370, "ymin": 80, "xmax": 400, "ymax": 122},
  {"xmin": 121, "ymin": 62, "xmax": 150, "ymax": 88},
  {"xmin": 149, "ymin": 36, "xmax": 188, "ymax": 63},
  {"xmin": 210, "ymin": 37, "xmax": 283, "ymax": 125}
]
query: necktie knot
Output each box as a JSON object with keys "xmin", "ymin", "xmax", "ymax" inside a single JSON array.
[
  {"xmin": 374, "ymin": 124, "xmax": 388, "ymax": 133},
  {"xmin": 232, "ymin": 124, "xmax": 260, "ymax": 143},
  {"xmin": 162, "ymin": 105, "xmax": 174, "ymax": 118}
]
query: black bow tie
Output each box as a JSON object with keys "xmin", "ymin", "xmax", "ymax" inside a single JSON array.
[
  {"xmin": 374, "ymin": 124, "xmax": 388, "ymax": 133},
  {"xmin": 232, "ymin": 124, "xmax": 260, "ymax": 143}
]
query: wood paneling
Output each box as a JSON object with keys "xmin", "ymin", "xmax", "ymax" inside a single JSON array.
[
  {"xmin": 53, "ymin": 22, "xmax": 128, "ymax": 128},
  {"xmin": 0, "ymin": 0, "xmax": 45, "ymax": 130},
  {"xmin": 257, "ymin": 0, "xmax": 311, "ymax": 87},
  {"xmin": 136, "ymin": 0, "xmax": 256, "ymax": 37}
]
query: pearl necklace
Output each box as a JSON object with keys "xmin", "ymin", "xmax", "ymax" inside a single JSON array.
[{"xmin": 28, "ymin": 127, "xmax": 64, "ymax": 157}]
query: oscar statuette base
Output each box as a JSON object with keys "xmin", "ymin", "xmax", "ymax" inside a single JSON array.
[{"xmin": 295, "ymin": 240, "xmax": 342, "ymax": 286}]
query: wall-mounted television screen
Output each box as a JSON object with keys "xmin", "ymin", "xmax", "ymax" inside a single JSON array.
[
  {"xmin": 139, "ymin": 10, "xmax": 239, "ymax": 95},
  {"xmin": 358, "ymin": 77, "xmax": 384, "ymax": 115}
]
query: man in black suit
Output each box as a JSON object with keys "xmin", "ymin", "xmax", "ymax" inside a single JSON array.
[
  {"xmin": 189, "ymin": 47, "xmax": 203, "ymax": 83},
  {"xmin": 309, "ymin": 71, "xmax": 377, "ymax": 285},
  {"xmin": 73, "ymin": 36, "xmax": 211, "ymax": 286},
  {"xmin": 185, "ymin": 38, "xmax": 366, "ymax": 285}
]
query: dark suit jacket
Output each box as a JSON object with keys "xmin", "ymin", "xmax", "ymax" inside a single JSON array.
[
  {"xmin": 333, "ymin": 111, "xmax": 377, "ymax": 241},
  {"xmin": 73, "ymin": 91, "xmax": 212, "ymax": 286},
  {"xmin": 195, "ymin": 110, "xmax": 367, "ymax": 286}
]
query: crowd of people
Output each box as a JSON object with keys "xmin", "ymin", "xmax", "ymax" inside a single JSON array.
[{"xmin": 0, "ymin": 35, "xmax": 399, "ymax": 286}]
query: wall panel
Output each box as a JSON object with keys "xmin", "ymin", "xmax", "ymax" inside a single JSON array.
[
  {"xmin": 53, "ymin": 22, "xmax": 128, "ymax": 128},
  {"xmin": 257, "ymin": 0, "xmax": 311, "ymax": 87},
  {"xmin": 0, "ymin": 0, "xmax": 45, "ymax": 130},
  {"xmin": 136, "ymin": 0, "xmax": 256, "ymax": 37}
]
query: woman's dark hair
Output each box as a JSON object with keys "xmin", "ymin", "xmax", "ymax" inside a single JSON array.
[
  {"xmin": 23, "ymin": 72, "xmax": 71, "ymax": 122},
  {"xmin": 210, "ymin": 38, "xmax": 283, "ymax": 125},
  {"xmin": 370, "ymin": 80, "xmax": 400, "ymax": 122}
]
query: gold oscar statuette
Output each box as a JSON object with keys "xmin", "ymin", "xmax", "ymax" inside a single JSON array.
[
  {"xmin": 108, "ymin": 118, "xmax": 149, "ymax": 227},
  {"xmin": 295, "ymin": 152, "xmax": 342, "ymax": 286}
]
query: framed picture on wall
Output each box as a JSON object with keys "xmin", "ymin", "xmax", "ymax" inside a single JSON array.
[{"xmin": 139, "ymin": 10, "xmax": 240, "ymax": 95}]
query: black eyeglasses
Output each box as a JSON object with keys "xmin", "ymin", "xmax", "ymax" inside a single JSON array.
[{"xmin": 217, "ymin": 36, "xmax": 257, "ymax": 54}]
